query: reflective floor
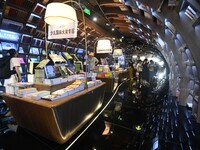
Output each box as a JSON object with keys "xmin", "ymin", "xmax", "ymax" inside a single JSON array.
[{"xmin": 0, "ymin": 77, "xmax": 200, "ymax": 150}]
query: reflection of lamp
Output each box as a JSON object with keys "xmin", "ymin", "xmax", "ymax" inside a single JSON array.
[{"xmin": 44, "ymin": 1, "xmax": 88, "ymax": 87}]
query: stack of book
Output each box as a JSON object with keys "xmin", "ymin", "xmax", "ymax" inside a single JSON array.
[{"xmin": 49, "ymin": 54, "xmax": 66, "ymax": 64}]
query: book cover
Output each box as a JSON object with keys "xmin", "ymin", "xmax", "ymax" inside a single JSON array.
[{"xmin": 36, "ymin": 59, "xmax": 50, "ymax": 69}]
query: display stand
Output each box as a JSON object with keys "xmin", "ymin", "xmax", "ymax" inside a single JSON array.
[
  {"xmin": 3, "ymin": 83, "xmax": 106, "ymax": 144},
  {"xmin": 96, "ymin": 77, "xmax": 115, "ymax": 93},
  {"xmin": 96, "ymin": 70, "xmax": 129, "ymax": 93},
  {"xmin": 33, "ymin": 80, "xmax": 75, "ymax": 93}
]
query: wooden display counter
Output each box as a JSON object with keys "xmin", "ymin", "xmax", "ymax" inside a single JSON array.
[
  {"xmin": 3, "ymin": 83, "xmax": 106, "ymax": 144},
  {"xmin": 96, "ymin": 70, "xmax": 128, "ymax": 93},
  {"xmin": 96, "ymin": 77, "xmax": 115, "ymax": 93},
  {"xmin": 118, "ymin": 70, "xmax": 129, "ymax": 83}
]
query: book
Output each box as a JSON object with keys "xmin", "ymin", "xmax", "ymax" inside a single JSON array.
[
  {"xmin": 49, "ymin": 54, "xmax": 66, "ymax": 64},
  {"xmin": 59, "ymin": 66, "xmax": 68, "ymax": 77},
  {"xmin": 36, "ymin": 59, "xmax": 50, "ymax": 69},
  {"xmin": 62, "ymin": 52, "xmax": 73, "ymax": 60}
]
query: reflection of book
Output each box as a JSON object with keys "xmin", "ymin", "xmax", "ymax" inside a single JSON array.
[
  {"xmin": 36, "ymin": 59, "xmax": 50, "ymax": 69},
  {"xmin": 62, "ymin": 52, "xmax": 73, "ymax": 59},
  {"xmin": 42, "ymin": 49, "xmax": 46, "ymax": 55},
  {"xmin": 19, "ymin": 47, "xmax": 24, "ymax": 53},
  {"xmin": 49, "ymin": 54, "xmax": 66, "ymax": 64},
  {"xmin": 59, "ymin": 66, "xmax": 68, "ymax": 77},
  {"xmin": 44, "ymin": 65, "xmax": 56, "ymax": 79},
  {"xmin": 74, "ymin": 54, "xmax": 80, "ymax": 61},
  {"xmin": 29, "ymin": 61, "xmax": 34, "ymax": 74},
  {"xmin": 75, "ymin": 63, "xmax": 81, "ymax": 72},
  {"xmin": 19, "ymin": 58, "xmax": 25, "ymax": 64},
  {"xmin": 67, "ymin": 68, "xmax": 74, "ymax": 75},
  {"xmin": 19, "ymin": 66, "xmax": 23, "ymax": 73}
]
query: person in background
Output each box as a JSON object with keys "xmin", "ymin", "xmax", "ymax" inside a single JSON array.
[
  {"xmin": 136, "ymin": 60, "xmax": 143, "ymax": 86},
  {"xmin": 87, "ymin": 52, "xmax": 99, "ymax": 72},
  {"xmin": 148, "ymin": 60, "xmax": 156, "ymax": 85},
  {"xmin": 141, "ymin": 58, "xmax": 149, "ymax": 82},
  {"xmin": 4, "ymin": 49, "xmax": 22, "ymax": 94}
]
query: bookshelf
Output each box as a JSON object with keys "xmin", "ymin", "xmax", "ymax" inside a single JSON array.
[
  {"xmin": 192, "ymin": 82, "xmax": 200, "ymax": 121},
  {"xmin": 168, "ymin": 0, "xmax": 177, "ymax": 7},
  {"xmin": 165, "ymin": 19, "xmax": 176, "ymax": 38},
  {"xmin": 180, "ymin": 0, "xmax": 200, "ymax": 27},
  {"xmin": 136, "ymin": 1, "xmax": 150, "ymax": 12},
  {"xmin": 32, "ymin": 3, "xmax": 46, "ymax": 16}
]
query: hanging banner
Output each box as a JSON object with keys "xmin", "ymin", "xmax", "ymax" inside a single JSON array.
[
  {"xmin": 48, "ymin": 22, "xmax": 77, "ymax": 39},
  {"xmin": 96, "ymin": 39, "xmax": 112, "ymax": 53}
]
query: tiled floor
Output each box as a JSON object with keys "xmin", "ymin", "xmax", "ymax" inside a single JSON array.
[{"xmin": 0, "ymin": 80, "xmax": 200, "ymax": 150}]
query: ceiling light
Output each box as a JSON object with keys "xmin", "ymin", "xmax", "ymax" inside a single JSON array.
[
  {"xmin": 106, "ymin": 23, "xmax": 110, "ymax": 26},
  {"xmin": 45, "ymin": 3, "xmax": 77, "ymax": 25},
  {"xmin": 93, "ymin": 17, "xmax": 97, "ymax": 22},
  {"xmin": 112, "ymin": 28, "xmax": 115, "ymax": 31},
  {"xmin": 96, "ymin": 39, "xmax": 112, "ymax": 53}
]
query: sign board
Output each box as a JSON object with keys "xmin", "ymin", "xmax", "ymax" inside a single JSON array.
[
  {"xmin": 48, "ymin": 22, "xmax": 77, "ymax": 39},
  {"xmin": 0, "ymin": 29, "xmax": 20, "ymax": 42}
]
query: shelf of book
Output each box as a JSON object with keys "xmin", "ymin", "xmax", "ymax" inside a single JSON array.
[{"xmin": 180, "ymin": 0, "xmax": 200, "ymax": 27}]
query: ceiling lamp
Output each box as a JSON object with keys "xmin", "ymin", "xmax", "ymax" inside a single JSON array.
[
  {"xmin": 96, "ymin": 39, "xmax": 112, "ymax": 54},
  {"xmin": 45, "ymin": 2, "xmax": 77, "ymax": 25},
  {"xmin": 113, "ymin": 49, "xmax": 123, "ymax": 57}
]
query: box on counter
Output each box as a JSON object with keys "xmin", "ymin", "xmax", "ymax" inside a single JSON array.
[
  {"xmin": 104, "ymin": 72, "xmax": 113, "ymax": 78},
  {"xmin": 87, "ymin": 81, "xmax": 95, "ymax": 88},
  {"xmin": 28, "ymin": 74, "xmax": 35, "ymax": 83},
  {"xmin": 35, "ymin": 69, "xmax": 45, "ymax": 78},
  {"xmin": 94, "ymin": 80, "xmax": 102, "ymax": 85},
  {"xmin": 17, "ymin": 88, "xmax": 38, "ymax": 97},
  {"xmin": 60, "ymin": 78, "xmax": 68, "ymax": 83},
  {"xmin": 67, "ymin": 75, "xmax": 76, "ymax": 81},
  {"xmin": 96, "ymin": 72, "xmax": 105, "ymax": 78},
  {"xmin": 26, "ymin": 91, "xmax": 50, "ymax": 100},
  {"xmin": 66, "ymin": 88, "xmax": 76, "ymax": 95},
  {"xmin": 44, "ymin": 78, "xmax": 61, "ymax": 85},
  {"xmin": 35, "ymin": 77, "xmax": 45, "ymax": 83}
]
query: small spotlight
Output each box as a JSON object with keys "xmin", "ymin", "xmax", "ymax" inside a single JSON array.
[
  {"xmin": 93, "ymin": 17, "xmax": 97, "ymax": 21},
  {"xmin": 132, "ymin": 90, "xmax": 136, "ymax": 94},
  {"xmin": 106, "ymin": 23, "xmax": 110, "ymax": 26},
  {"xmin": 112, "ymin": 28, "xmax": 115, "ymax": 31}
]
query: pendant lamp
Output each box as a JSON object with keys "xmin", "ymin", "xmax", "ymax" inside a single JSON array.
[
  {"xmin": 45, "ymin": 2, "xmax": 77, "ymax": 25},
  {"xmin": 96, "ymin": 39, "xmax": 112, "ymax": 54}
]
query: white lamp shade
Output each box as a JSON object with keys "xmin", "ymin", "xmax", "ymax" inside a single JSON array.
[
  {"xmin": 45, "ymin": 3, "xmax": 77, "ymax": 25},
  {"xmin": 96, "ymin": 39, "xmax": 112, "ymax": 53},
  {"xmin": 113, "ymin": 49, "xmax": 123, "ymax": 56}
]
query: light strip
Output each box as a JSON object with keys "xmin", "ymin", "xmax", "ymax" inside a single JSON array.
[
  {"xmin": 26, "ymin": 23, "xmax": 37, "ymax": 28},
  {"xmin": 31, "ymin": 13, "xmax": 42, "ymax": 19}
]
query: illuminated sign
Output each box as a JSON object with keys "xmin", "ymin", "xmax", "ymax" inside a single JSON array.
[
  {"xmin": 0, "ymin": 29, "xmax": 20, "ymax": 42},
  {"xmin": 48, "ymin": 22, "xmax": 77, "ymax": 39},
  {"xmin": 84, "ymin": 8, "xmax": 91, "ymax": 15}
]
